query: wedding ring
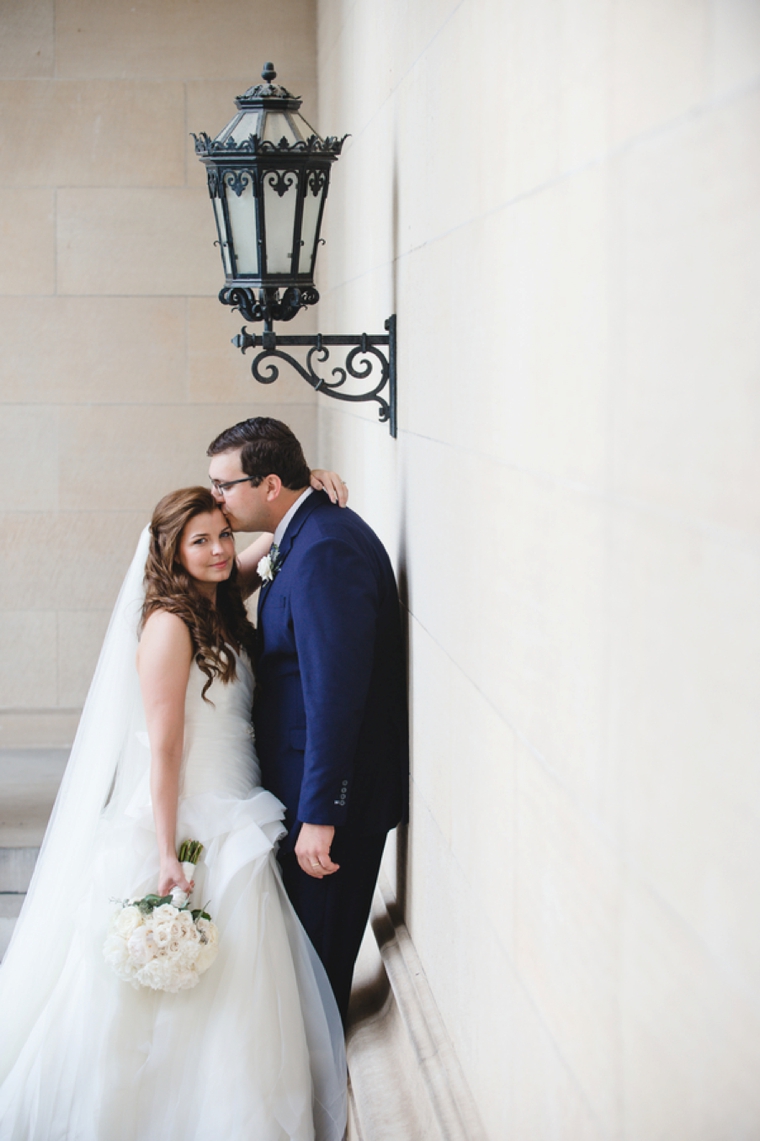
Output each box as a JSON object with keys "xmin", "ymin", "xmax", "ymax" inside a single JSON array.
[{"xmin": 310, "ymin": 861, "xmax": 321, "ymax": 869}]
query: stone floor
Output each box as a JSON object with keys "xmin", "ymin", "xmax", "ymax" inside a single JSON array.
[{"xmin": 345, "ymin": 876, "xmax": 486, "ymax": 1141}]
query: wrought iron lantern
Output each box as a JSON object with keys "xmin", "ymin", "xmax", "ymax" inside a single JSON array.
[
  {"xmin": 194, "ymin": 63, "xmax": 397, "ymax": 436},
  {"xmin": 193, "ymin": 61, "xmax": 344, "ymax": 326}
]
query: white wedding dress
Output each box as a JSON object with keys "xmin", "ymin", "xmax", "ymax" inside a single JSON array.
[{"xmin": 0, "ymin": 531, "xmax": 346, "ymax": 1141}]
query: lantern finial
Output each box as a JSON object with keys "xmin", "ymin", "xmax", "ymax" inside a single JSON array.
[{"xmin": 261, "ymin": 62, "xmax": 276, "ymax": 83}]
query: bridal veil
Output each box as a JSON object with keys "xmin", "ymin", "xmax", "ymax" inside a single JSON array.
[{"xmin": 0, "ymin": 527, "xmax": 152, "ymax": 1083}]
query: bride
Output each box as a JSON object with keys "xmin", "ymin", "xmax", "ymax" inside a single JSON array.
[{"xmin": 0, "ymin": 479, "xmax": 348, "ymax": 1141}]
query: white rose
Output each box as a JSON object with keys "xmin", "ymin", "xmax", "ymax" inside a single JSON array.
[
  {"xmin": 196, "ymin": 945, "xmax": 219, "ymax": 973},
  {"xmin": 149, "ymin": 904, "xmax": 180, "ymax": 948},
  {"xmin": 196, "ymin": 917, "xmax": 218, "ymax": 944},
  {"xmin": 127, "ymin": 926, "xmax": 157, "ymax": 965},
  {"xmin": 179, "ymin": 926, "xmax": 201, "ymax": 959},
  {"xmin": 151, "ymin": 925, "xmax": 172, "ymax": 948},
  {"xmin": 136, "ymin": 958, "xmax": 169, "ymax": 990},
  {"xmin": 113, "ymin": 905, "xmax": 143, "ymax": 940},
  {"xmin": 257, "ymin": 554, "xmax": 273, "ymax": 582},
  {"xmin": 103, "ymin": 934, "xmax": 135, "ymax": 980},
  {"xmin": 178, "ymin": 911, "xmax": 197, "ymax": 936},
  {"xmin": 151, "ymin": 903, "xmax": 178, "ymax": 924},
  {"xmin": 138, "ymin": 957, "xmax": 199, "ymax": 993},
  {"xmin": 176, "ymin": 943, "xmax": 200, "ymax": 970},
  {"xmin": 194, "ymin": 918, "xmax": 220, "ymax": 973},
  {"xmin": 177, "ymin": 967, "xmax": 199, "ymax": 991}
]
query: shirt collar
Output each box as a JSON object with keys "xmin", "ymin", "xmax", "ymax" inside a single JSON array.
[{"xmin": 273, "ymin": 487, "xmax": 313, "ymax": 548}]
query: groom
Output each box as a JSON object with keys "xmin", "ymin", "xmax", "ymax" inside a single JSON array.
[{"xmin": 207, "ymin": 417, "xmax": 408, "ymax": 1022}]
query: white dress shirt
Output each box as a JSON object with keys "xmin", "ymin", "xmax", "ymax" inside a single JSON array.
[{"xmin": 273, "ymin": 486, "xmax": 313, "ymax": 548}]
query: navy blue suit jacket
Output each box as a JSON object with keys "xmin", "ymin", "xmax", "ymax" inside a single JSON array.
[{"xmin": 253, "ymin": 491, "xmax": 409, "ymax": 850}]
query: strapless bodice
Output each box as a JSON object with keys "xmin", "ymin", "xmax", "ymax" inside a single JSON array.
[{"xmin": 180, "ymin": 651, "xmax": 260, "ymax": 799}]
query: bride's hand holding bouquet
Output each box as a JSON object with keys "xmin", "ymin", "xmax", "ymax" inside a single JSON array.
[{"xmin": 158, "ymin": 856, "xmax": 194, "ymax": 901}]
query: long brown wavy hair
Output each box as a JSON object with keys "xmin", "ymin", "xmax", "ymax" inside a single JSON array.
[{"xmin": 142, "ymin": 487, "xmax": 256, "ymax": 699}]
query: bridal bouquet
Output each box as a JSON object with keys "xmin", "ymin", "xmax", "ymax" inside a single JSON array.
[{"xmin": 103, "ymin": 840, "xmax": 219, "ymax": 993}]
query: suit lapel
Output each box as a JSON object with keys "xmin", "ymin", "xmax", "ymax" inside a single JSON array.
[
  {"xmin": 276, "ymin": 489, "xmax": 326, "ymax": 562},
  {"xmin": 256, "ymin": 490, "xmax": 328, "ymax": 626},
  {"xmin": 256, "ymin": 576, "xmax": 273, "ymax": 625}
]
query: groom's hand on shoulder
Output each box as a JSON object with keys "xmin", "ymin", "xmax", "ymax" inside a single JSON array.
[{"xmin": 295, "ymin": 823, "xmax": 340, "ymax": 878}]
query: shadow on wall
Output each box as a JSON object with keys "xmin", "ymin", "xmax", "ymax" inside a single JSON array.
[
  {"xmin": 390, "ymin": 145, "xmax": 412, "ymax": 926},
  {"xmin": 394, "ymin": 451, "xmax": 410, "ymax": 925},
  {"xmin": 394, "ymin": 445, "xmax": 409, "ymax": 932}
]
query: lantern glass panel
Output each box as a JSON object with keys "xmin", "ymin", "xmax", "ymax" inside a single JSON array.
[
  {"xmin": 262, "ymin": 170, "xmax": 298, "ymax": 274},
  {"xmin": 292, "ymin": 112, "xmax": 318, "ymax": 141},
  {"xmin": 261, "ymin": 113, "xmax": 297, "ymax": 145},
  {"xmin": 224, "ymin": 174, "xmax": 259, "ymax": 275},
  {"xmin": 228, "ymin": 110, "xmax": 260, "ymax": 143},
  {"xmin": 299, "ymin": 178, "xmax": 325, "ymax": 275},
  {"xmin": 213, "ymin": 196, "xmax": 233, "ymax": 276}
]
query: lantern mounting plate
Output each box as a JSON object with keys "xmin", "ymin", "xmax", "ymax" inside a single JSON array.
[{"xmin": 232, "ymin": 315, "xmax": 397, "ymax": 438}]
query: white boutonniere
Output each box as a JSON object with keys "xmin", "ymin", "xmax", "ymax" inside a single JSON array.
[{"xmin": 257, "ymin": 544, "xmax": 282, "ymax": 584}]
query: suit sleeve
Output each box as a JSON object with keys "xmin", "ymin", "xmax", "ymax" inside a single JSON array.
[{"xmin": 290, "ymin": 537, "xmax": 378, "ymax": 826}]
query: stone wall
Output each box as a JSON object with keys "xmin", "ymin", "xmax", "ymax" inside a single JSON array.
[
  {"xmin": 0, "ymin": 0, "xmax": 319, "ymax": 733},
  {"xmin": 315, "ymin": 1, "xmax": 760, "ymax": 1137},
  {"xmin": 4, "ymin": 2, "xmax": 760, "ymax": 1134}
]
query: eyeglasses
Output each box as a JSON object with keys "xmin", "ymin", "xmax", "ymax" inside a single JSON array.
[{"xmin": 209, "ymin": 476, "xmax": 255, "ymax": 496}]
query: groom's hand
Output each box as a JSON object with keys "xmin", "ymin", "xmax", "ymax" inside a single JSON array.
[{"xmin": 295, "ymin": 823, "xmax": 340, "ymax": 878}]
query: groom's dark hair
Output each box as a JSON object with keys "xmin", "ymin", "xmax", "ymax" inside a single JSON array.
[{"xmin": 207, "ymin": 417, "xmax": 311, "ymax": 490}]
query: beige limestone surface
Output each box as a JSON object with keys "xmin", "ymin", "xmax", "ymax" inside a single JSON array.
[
  {"xmin": 0, "ymin": 0, "xmax": 319, "ymax": 715},
  {"xmin": 315, "ymin": 0, "xmax": 760, "ymax": 1137},
  {"xmin": 4, "ymin": 0, "xmax": 760, "ymax": 1135}
]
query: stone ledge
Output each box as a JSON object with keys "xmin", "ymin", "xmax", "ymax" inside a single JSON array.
[
  {"xmin": 0, "ymin": 748, "xmax": 70, "ymax": 846},
  {"xmin": 347, "ymin": 873, "xmax": 487, "ymax": 1141},
  {"xmin": 0, "ymin": 895, "xmax": 24, "ymax": 919},
  {"xmin": 0, "ymin": 917, "xmax": 16, "ymax": 960},
  {"xmin": 0, "ymin": 709, "xmax": 80, "ymax": 749},
  {"xmin": 0, "ymin": 848, "xmax": 39, "ymax": 893}
]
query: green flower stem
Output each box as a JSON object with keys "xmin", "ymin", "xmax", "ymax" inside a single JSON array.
[{"xmin": 177, "ymin": 839, "xmax": 204, "ymax": 865}]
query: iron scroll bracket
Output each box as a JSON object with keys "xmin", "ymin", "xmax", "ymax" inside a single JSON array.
[{"xmin": 232, "ymin": 314, "xmax": 397, "ymax": 438}]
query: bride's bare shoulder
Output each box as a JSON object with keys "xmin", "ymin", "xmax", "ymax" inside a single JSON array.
[
  {"xmin": 137, "ymin": 610, "xmax": 194, "ymax": 712},
  {"xmin": 137, "ymin": 609, "xmax": 193, "ymax": 668}
]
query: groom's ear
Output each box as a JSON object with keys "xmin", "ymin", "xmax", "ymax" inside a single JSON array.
[{"xmin": 262, "ymin": 474, "xmax": 283, "ymax": 502}]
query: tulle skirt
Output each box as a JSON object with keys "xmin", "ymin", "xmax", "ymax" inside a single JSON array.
[{"xmin": 0, "ymin": 787, "xmax": 347, "ymax": 1141}]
